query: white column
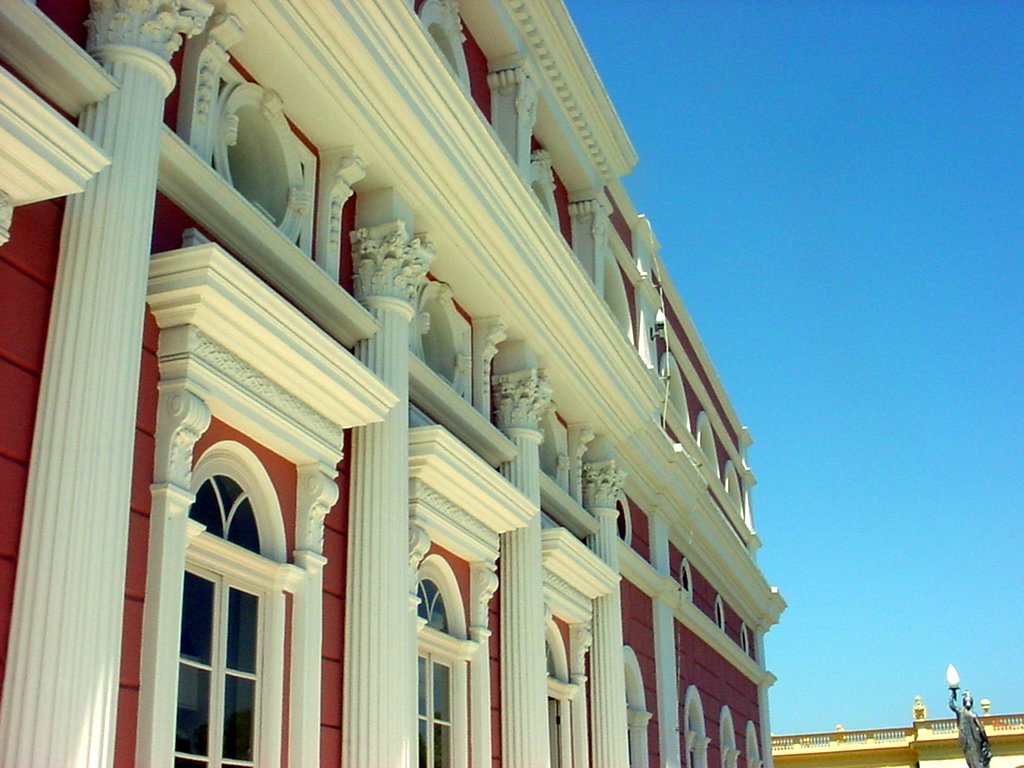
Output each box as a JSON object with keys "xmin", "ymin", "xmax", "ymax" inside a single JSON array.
[
  {"xmin": 583, "ymin": 460, "xmax": 631, "ymax": 768},
  {"xmin": 651, "ymin": 517, "xmax": 682, "ymax": 768},
  {"xmin": 569, "ymin": 623, "xmax": 593, "ymax": 768},
  {"xmin": 0, "ymin": 4, "xmax": 211, "ymax": 767},
  {"xmin": 469, "ymin": 561, "xmax": 499, "ymax": 768},
  {"xmin": 493, "ymin": 367, "xmax": 553, "ymax": 768},
  {"xmin": 291, "ymin": 464, "xmax": 339, "ymax": 768},
  {"xmin": 343, "ymin": 220, "xmax": 433, "ymax": 768},
  {"xmin": 755, "ymin": 632, "xmax": 776, "ymax": 768}
]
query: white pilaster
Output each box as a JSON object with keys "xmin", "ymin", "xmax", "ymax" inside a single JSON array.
[
  {"xmin": 315, "ymin": 151, "xmax": 366, "ymax": 281},
  {"xmin": 343, "ymin": 220, "xmax": 433, "ymax": 768},
  {"xmin": 583, "ymin": 460, "xmax": 631, "ymax": 768},
  {"xmin": 469, "ymin": 561, "xmax": 499, "ymax": 768},
  {"xmin": 568, "ymin": 198, "xmax": 609, "ymax": 286},
  {"xmin": 493, "ymin": 366, "xmax": 553, "ymax": 768},
  {"xmin": 756, "ymin": 631, "xmax": 776, "ymax": 768},
  {"xmin": 569, "ymin": 623, "xmax": 593, "ymax": 768},
  {"xmin": 291, "ymin": 464, "xmax": 338, "ymax": 768},
  {"xmin": 0, "ymin": 4, "xmax": 211, "ymax": 767},
  {"xmin": 651, "ymin": 516, "xmax": 682, "ymax": 768},
  {"xmin": 471, "ymin": 316, "xmax": 507, "ymax": 417}
]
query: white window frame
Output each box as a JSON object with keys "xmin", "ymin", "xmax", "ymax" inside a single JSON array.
[
  {"xmin": 416, "ymin": 555, "xmax": 477, "ymax": 768},
  {"xmin": 545, "ymin": 620, "xmax": 575, "ymax": 768},
  {"xmin": 683, "ymin": 685, "xmax": 709, "ymax": 768},
  {"xmin": 714, "ymin": 594, "xmax": 726, "ymax": 632},
  {"xmin": 745, "ymin": 721, "xmax": 763, "ymax": 768},
  {"xmin": 623, "ymin": 646, "xmax": 651, "ymax": 768},
  {"xmin": 720, "ymin": 706, "xmax": 739, "ymax": 768},
  {"xmin": 679, "ymin": 556, "xmax": 693, "ymax": 602}
]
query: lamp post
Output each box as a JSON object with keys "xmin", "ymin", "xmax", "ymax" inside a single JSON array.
[{"xmin": 946, "ymin": 663, "xmax": 991, "ymax": 768}]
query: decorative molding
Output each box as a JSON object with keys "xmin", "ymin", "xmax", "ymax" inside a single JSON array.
[
  {"xmin": 488, "ymin": 65, "xmax": 537, "ymax": 175},
  {"xmin": 316, "ymin": 151, "xmax": 366, "ymax": 281},
  {"xmin": 472, "ymin": 316, "xmax": 508, "ymax": 417},
  {"xmin": 156, "ymin": 387, "xmax": 211, "ymax": 488},
  {"xmin": 411, "ymin": 486, "xmax": 497, "ymax": 560},
  {"xmin": 569, "ymin": 197, "xmax": 610, "ymax": 285},
  {"xmin": 0, "ymin": 190, "xmax": 10, "ymax": 246},
  {"xmin": 492, "ymin": 368, "xmax": 553, "ymax": 434},
  {"xmin": 569, "ymin": 622, "xmax": 592, "ymax": 675},
  {"xmin": 568, "ymin": 423, "xmax": 595, "ymax": 503},
  {"xmin": 418, "ymin": 0, "xmax": 469, "ymax": 90},
  {"xmin": 352, "ymin": 219, "xmax": 435, "ymax": 306},
  {"xmin": 529, "ymin": 148, "xmax": 558, "ymax": 227},
  {"xmin": 543, "ymin": 570, "xmax": 590, "ymax": 620},
  {"xmin": 583, "ymin": 459, "xmax": 626, "ymax": 512},
  {"xmin": 191, "ymin": 330, "xmax": 346, "ymax": 449},
  {"xmin": 470, "ymin": 561, "xmax": 499, "ymax": 631},
  {"xmin": 297, "ymin": 464, "xmax": 339, "ymax": 554}
]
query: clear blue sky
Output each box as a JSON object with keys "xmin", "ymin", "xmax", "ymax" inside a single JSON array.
[{"xmin": 564, "ymin": 0, "xmax": 1024, "ymax": 734}]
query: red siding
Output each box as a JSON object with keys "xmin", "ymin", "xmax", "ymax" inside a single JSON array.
[
  {"xmin": 552, "ymin": 168, "xmax": 572, "ymax": 246},
  {"xmin": 489, "ymin": 590, "xmax": 502, "ymax": 767},
  {"xmin": 620, "ymin": 580, "xmax": 659, "ymax": 766},
  {"xmin": 36, "ymin": 0, "xmax": 90, "ymax": 46},
  {"xmin": 605, "ymin": 190, "xmax": 634, "ymax": 259},
  {"xmin": 339, "ymin": 193, "xmax": 357, "ymax": 294},
  {"xmin": 0, "ymin": 197, "xmax": 64, "ymax": 690},
  {"xmin": 463, "ymin": 24, "xmax": 491, "ymax": 121},
  {"xmin": 675, "ymin": 622, "xmax": 760, "ymax": 764}
]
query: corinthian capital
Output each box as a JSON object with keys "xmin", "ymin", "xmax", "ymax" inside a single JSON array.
[
  {"xmin": 582, "ymin": 460, "xmax": 626, "ymax": 511},
  {"xmin": 87, "ymin": 0, "xmax": 213, "ymax": 61},
  {"xmin": 492, "ymin": 368, "xmax": 552, "ymax": 434},
  {"xmin": 351, "ymin": 220, "xmax": 435, "ymax": 308}
]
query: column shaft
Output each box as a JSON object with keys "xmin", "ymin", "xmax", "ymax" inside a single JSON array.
[{"xmin": 0, "ymin": 58, "xmax": 170, "ymax": 768}]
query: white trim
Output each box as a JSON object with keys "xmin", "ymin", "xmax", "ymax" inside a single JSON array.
[
  {"xmin": 419, "ymin": 0, "xmax": 471, "ymax": 92},
  {"xmin": 624, "ymin": 646, "xmax": 651, "ymax": 768},
  {"xmin": 720, "ymin": 706, "xmax": 738, "ymax": 768},
  {"xmin": 684, "ymin": 685, "xmax": 709, "ymax": 768},
  {"xmin": 745, "ymin": 721, "xmax": 763, "ymax": 768}
]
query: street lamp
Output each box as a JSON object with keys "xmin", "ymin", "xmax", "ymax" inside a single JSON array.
[{"xmin": 947, "ymin": 663, "xmax": 961, "ymax": 691}]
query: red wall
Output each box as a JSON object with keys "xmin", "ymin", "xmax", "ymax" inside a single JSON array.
[
  {"xmin": 463, "ymin": 25, "xmax": 491, "ymax": 121},
  {"xmin": 621, "ymin": 579, "xmax": 659, "ymax": 766},
  {"xmin": 489, "ymin": 590, "xmax": 502, "ymax": 767},
  {"xmin": 627, "ymin": 497, "xmax": 651, "ymax": 561},
  {"xmin": 676, "ymin": 622, "xmax": 760, "ymax": 767},
  {"xmin": 0, "ymin": 197, "xmax": 64, "ymax": 697},
  {"xmin": 553, "ymin": 169, "xmax": 572, "ymax": 246}
]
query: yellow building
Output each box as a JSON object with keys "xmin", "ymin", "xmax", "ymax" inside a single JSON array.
[{"xmin": 773, "ymin": 701, "xmax": 1024, "ymax": 768}]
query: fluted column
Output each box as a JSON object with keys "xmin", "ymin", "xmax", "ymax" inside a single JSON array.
[
  {"xmin": 0, "ymin": 4, "xmax": 211, "ymax": 767},
  {"xmin": 343, "ymin": 220, "xmax": 433, "ymax": 768},
  {"xmin": 584, "ymin": 460, "xmax": 631, "ymax": 768},
  {"xmin": 493, "ymin": 368, "xmax": 553, "ymax": 767}
]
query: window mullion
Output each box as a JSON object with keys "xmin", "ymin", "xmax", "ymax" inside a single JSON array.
[{"xmin": 209, "ymin": 577, "xmax": 229, "ymax": 768}]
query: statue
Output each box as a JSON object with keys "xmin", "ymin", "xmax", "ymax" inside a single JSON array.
[{"xmin": 949, "ymin": 689, "xmax": 992, "ymax": 768}]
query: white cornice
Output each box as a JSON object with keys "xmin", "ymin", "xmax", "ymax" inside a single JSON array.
[
  {"xmin": 541, "ymin": 526, "xmax": 616, "ymax": 623},
  {"xmin": 408, "ymin": 425, "xmax": 535, "ymax": 535},
  {"xmin": 503, "ymin": 0, "xmax": 637, "ymax": 182},
  {"xmin": 147, "ymin": 243, "xmax": 397, "ymax": 463},
  {"xmin": 0, "ymin": 65, "xmax": 109, "ymax": 205}
]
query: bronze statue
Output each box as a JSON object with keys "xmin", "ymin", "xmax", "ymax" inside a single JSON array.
[{"xmin": 949, "ymin": 689, "xmax": 992, "ymax": 768}]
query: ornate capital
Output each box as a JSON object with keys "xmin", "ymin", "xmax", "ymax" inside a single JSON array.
[
  {"xmin": 351, "ymin": 220, "xmax": 435, "ymax": 307},
  {"xmin": 155, "ymin": 388, "xmax": 211, "ymax": 488},
  {"xmin": 297, "ymin": 465, "xmax": 339, "ymax": 554},
  {"xmin": 87, "ymin": 0, "xmax": 213, "ymax": 61},
  {"xmin": 492, "ymin": 368, "xmax": 553, "ymax": 434},
  {"xmin": 582, "ymin": 460, "xmax": 626, "ymax": 512}
]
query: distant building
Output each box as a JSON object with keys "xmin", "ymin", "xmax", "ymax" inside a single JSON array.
[{"xmin": 773, "ymin": 699, "xmax": 1024, "ymax": 768}]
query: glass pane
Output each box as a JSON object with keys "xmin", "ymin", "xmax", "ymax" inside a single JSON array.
[
  {"xmin": 180, "ymin": 572, "xmax": 214, "ymax": 663},
  {"xmin": 418, "ymin": 716, "xmax": 429, "ymax": 768},
  {"xmin": 222, "ymin": 675, "xmax": 256, "ymax": 761},
  {"xmin": 175, "ymin": 664, "xmax": 210, "ymax": 755},
  {"xmin": 189, "ymin": 480, "xmax": 224, "ymax": 538},
  {"xmin": 433, "ymin": 722, "xmax": 451, "ymax": 768},
  {"xmin": 226, "ymin": 588, "xmax": 259, "ymax": 673},
  {"xmin": 226, "ymin": 497, "xmax": 260, "ymax": 554},
  {"xmin": 433, "ymin": 662, "xmax": 450, "ymax": 720},
  {"xmin": 417, "ymin": 656, "xmax": 428, "ymax": 717},
  {"xmin": 174, "ymin": 759, "xmax": 208, "ymax": 768}
]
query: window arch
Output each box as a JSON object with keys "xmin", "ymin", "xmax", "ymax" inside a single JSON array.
[
  {"xmin": 683, "ymin": 685, "xmax": 708, "ymax": 768},
  {"xmin": 720, "ymin": 706, "xmax": 738, "ymax": 768},
  {"xmin": 723, "ymin": 461, "xmax": 742, "ymax": 512},
  {"xmin": 623, "ymin": 646, "xmax": 651, "ymax": 768},
  {"xmin": 416, "ymin": 554, "xmax": 473, "ymax": 767},
  {"xmin": 539, "ymin": 409, "xmax": 569, "ymax": 491},
  {"xmin": 740, "ymin": 622, "xmax": 751, "ymax": 656},
  {"xmin": 176, "ymin": 441, "xmax": 293, "ymax": 768},
  {"xmin": 603, "ymin": 255, "xmax": 634, "ymax": 342},
  {"xmin": 418, "ymin": 0, "xmax": 470, "ymax": 91},
  {"xmin": 414, "ymin": 281, "xmax": 472, "ymax": 401},
  {"xmin": 679, "ymin": 557, "xmax": 693, "ymax": 601},
  {"xmin": 660, "ymin": 352, "xmax": 689, "ymax": 432},
  {"xmin": 695, "ymin": 412, "xmax": 717, "ymax": 474},
  {"xmin": 616, "ymin": 496, "xmax": 633, "ymax": 547},
  {"xmin": 746, "ymin": 722, "xmax": 762, "ymax": 768},
  {"xmin": 714, "ymin": 595, "xmax": 725, "ymax": 632}
]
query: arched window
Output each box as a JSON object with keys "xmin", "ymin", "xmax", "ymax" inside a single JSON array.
[
  {"xmin": 745, "ymin": 721, "xmax": 763, "ymax": 768},
  {"xmin": 546, "ymin": 621, "xmax": 574, "ymax": 767},
  {"xmin": 714, "ymin": 595, "xmax": 725, "ymax": 632},
  {"xmin": 695, "ymin": 412, "xmax": 717, "ymax": 475},
  {"xmin": 723, "ymin": 461, "xmax": 742, "ymax": 513},
  {"xmin": 720, "ymin": 706, "xmax": 738, "ymax": 768},
  {"xmin": 616, "ymin": 497, "xmax": 633, "ymax": 546},
  {"xmin": 623, "ymin": 646, "xmax": 651, "ymax": 768},
  {"xmin": 740, "ymin": 622, "xmax": 750, "ymax": 656},
  {"xmin": 679, "ymin": 557, "xmax": 693, "ymax": 601},
  {"xmin": 660, "ymin": 352, "xmax": 689, "ymax": 432},
  {"xmin": 414, "ymin": 282, "xmax": 472, "ymax": 401},
  {"xmin": 539, "ymin": 409, "xmax": 569, "ymax": 491},
  {"xmin": 416, "ymin": 555, "xmax": 474, "ymax": 768},
  {"xmin": 683, "ymin": 685, "xmax": 708, "ymax": 768},
  {"xmin": 176, "ymin": 441, "xmax": 291, "ymax": 768},
  {"xmin": 603, "ymin": 254, "xmax": 634, "ymax": 342}
]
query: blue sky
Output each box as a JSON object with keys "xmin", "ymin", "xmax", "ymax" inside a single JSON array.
[{"xmin": 564, "ymin": 0, "xmax": 1024, "ymax": 734}]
